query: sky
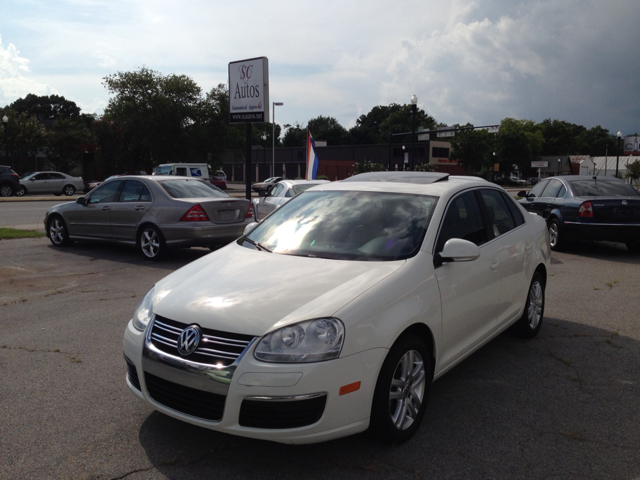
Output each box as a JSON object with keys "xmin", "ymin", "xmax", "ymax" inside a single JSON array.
[{"xmin": 1, "ymin": 0, "xmax": 639, "ymax": 136}]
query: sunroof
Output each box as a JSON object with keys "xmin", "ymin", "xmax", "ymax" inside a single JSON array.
[{"xmin": 341, "ymin": 172, "xmax": 450, "ymax": 184}]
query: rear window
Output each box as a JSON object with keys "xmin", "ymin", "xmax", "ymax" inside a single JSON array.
[
  {"xmin": 159, "ymin": 179, "xmax": 229, "ymax": 198},
  {"xmin": 291, "ymin": 183, "xmax": 322, "ymax": 196},
  {"xmin": 568, "ymin": 179, "xmax": 640, "ymax": 197}
]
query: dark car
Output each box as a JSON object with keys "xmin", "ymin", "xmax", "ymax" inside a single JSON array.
[
  {"xmin": 0, "ymin": 165, "xmax": 20, "ymax": 197},
  {"xmin": 518, "ymin": 175, "xmax": 640, "ymax": 252}
]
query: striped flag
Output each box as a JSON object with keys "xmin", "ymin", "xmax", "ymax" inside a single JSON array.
[{"xmin": 306, "ymin": 130, "xmax": 319, "ymax": 180}]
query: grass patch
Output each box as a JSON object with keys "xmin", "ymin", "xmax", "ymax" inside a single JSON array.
[{"xmin": 0, "ymin": 228, "xmax": 46, "ymax": 240}]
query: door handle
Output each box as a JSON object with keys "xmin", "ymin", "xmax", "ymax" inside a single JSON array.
[
  {"xmin": 525, "ymin": 243, "xmax": 533, "ymax": 251},
  {"xmin": 135, "ymin": 206, "xmax": 145, "ymax": 211},
  {"xmin": 101, "ymin": 206, "xmax": 111, "ymax": 211},
  {"xmin": 490, "ymin": 262, "xmax": 499, "ymax": 271}
]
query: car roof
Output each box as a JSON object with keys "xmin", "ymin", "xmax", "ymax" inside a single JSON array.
[
  {"xmin": 310, "ymin": 172, "xmax": 492, "ymax": 196},
  {"xmin": 281, "ymin": 179, "xmax": 330, "ymax": 186}
]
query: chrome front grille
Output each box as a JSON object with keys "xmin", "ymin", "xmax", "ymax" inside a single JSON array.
[{"xmin": 149, "ymin": 315, "xmax": 256, "ymax": 367}]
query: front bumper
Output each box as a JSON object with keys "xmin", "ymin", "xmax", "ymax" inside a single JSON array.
[{"xmin": 123, "ymin": 319, "xmax": 386, "ymax": 444}]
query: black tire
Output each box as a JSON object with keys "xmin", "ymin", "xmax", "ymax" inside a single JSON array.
[
  {"xmin": 47, "ymin": 215, "xmax": 72, "ymax": 247},
  {"xmin": 63, "ymin": 185, "xmax": 76, "ymax": 196},
  {"xmin": 138, "ymin": 225, "xmax": 166, "ymax": 260},
  {"xmin": 16, "ymin": 186, "xmax": 27, "ymax": 197},
  {"xmin": 548, "ymin": 218, "xmax": 565, "ymax": 251},
  {"xmin": 515, "ymin": 272, "xmax": 545, "ymax": 338},
  {"xmin": 369, "ymin": 334, "xmax": 432, "ymax": 444},
  {"xmin": 0, "ymin": 183, "xmax": 14, "ymax": 197},
  {"xmin": 626, "ymin": 242, "xmax": 640, "ymax": 253}
]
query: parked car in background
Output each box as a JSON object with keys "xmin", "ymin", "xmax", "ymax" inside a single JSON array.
[
  {"xmin": 251, "ymin": 176, "xmax": 285, "ymax": 193},
  {"xmin": 44, "ymin": 176, "xmax": 254, "ymax": 259},
  {"xmin": 18, "ymin": 171, "xmax": 84, "ymax": 196},
  {"xmin": 509, "ymin": 176, "xmax": 528, "ymax": 186},
  {"xmin": 155, "ymin": 163, "xmax": 209, "ymax": 179},
  {"xmin": 209, "ymin": 176, "xmax": 227, "ymax": 190},
  {"xmin": 253, "ymin": 179, "xmax": 329, "ymax": 220},
  {"xmin": 518, "ymin": 175, "xmax": 640, "ymax": 252},
  {"xmin": 123, "ymin": 171, "xmax": 550, "ymax": 444},
  {"xmin": 215, "ymin": 170, "xmax": 227, "ymax": 181},
  {"xmin": 0, "ymin": 165, "xmax": 20, "ymax": 197}
]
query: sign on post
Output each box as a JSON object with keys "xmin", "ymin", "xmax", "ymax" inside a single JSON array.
[{"xmin": 228, "ymin": 57, "xmax": 270, "ymax": 124}]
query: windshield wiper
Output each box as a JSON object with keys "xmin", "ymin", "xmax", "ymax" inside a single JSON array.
[{"xmin": 244, "ymin": 237, "xmax": 271, "ymax": 253}]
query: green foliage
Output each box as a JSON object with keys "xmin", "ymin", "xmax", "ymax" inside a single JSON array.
[
  {"xmin": 449, "ymin": 124, "xmax": 492, "ymax": 173},
  {"xmin": 349, "ymin": 104, "xmax": 438, "ymax": 145},
  {"xmin": 0, "ymin": 228, "xmax": 46, "ymax": 240},
  {"xmin": 282, "ymin": 122, "xmax": 307, "ymax": 147},
  {"xmin": 626, "ymin": 160, "xmax": 640, "ymax": 185},
  {"xmin": 317, "ymin": 175, "xmax": 329, "ymax": 180},
  {"xmin": 414, "ymin": 162, "xmax": 436, "ymax": 172},
  {"xmin": 352, "ymin": 158, "xmax": 386, "ymax": 174}
]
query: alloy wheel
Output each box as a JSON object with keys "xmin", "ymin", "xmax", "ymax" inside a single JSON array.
[
  {"xmin": 527, "ymin": 280, "xmax": 543, "ymax": 329},
  {"xmin": 141, "ymin": 229, "xmax": 160, "ymax": 258},
  {"xmin": 548, "ymin": 222, "xmax": 559, "ymax": 248},
  {"xmin": 49, "ymin": 218, "xmax": 65, "ymax": 245},
  {"xmin": 389, "ymin": 349, "xmax": 427, "ymax": 431}
]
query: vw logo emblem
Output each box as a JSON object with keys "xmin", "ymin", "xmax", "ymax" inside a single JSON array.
[
  {"xmin": 177, "ymin": 325, "xmax": 201, "ymax": 356},
  {"xmin": 622, "ymin": 200, "xmax": 627, "ymax": 205}
]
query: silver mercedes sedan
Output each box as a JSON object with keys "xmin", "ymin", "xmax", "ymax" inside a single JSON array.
[{"xmin": 44, "ymin": 175, "xmax": 253, "ymax": 259}]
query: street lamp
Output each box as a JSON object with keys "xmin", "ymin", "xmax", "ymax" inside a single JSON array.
[
  {"xmin": 616, "ymin": 131, "xmax": 622, "ymax": 178},
  {"xmin": 2, "ymin": 115, "xmax": 8, "ymax": 168},
  {"xmin": 410, "ymin": 94, "xmax": 417, "ymax": 170},
  {"xmin": 557, "ymin": 158, "xmax": 561, "ymax": 175},
  {"xmin": 272, "ymin": 102, "xmax": 283, "ymax": 177}
]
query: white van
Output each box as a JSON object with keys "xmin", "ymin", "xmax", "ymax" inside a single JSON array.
[{"xmin": 155, "ymin": 163, "xmax": 209, "ymax": 179}]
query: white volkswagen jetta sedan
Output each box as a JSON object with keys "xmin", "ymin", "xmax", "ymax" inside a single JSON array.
[{"xmin": 123, "ymin": 172, "xmax": 550, "ymax": 444}]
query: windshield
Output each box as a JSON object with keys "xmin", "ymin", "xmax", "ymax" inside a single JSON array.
[
  {"xmin": 155, "ymin": 165, "xmax": 173, "ymax": 175},
  {"xmin": 244, "ymin": 190, "xmax": 438, "ymax": 261},
  {"xmin": 568, "ymin": 179, "xmax": 640, "ymax": 197},
  {"xmin": 160, "ymin": 179, "xmax": 230, "ymax": 198}
]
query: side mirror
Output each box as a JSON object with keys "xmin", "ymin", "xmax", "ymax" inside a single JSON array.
[
  {"xmin": 517, "ymin": 190, "xmax": 529, "ymax": 198},
  {"xmin": 439, "ymin": 238, "xmax": 481, "ymax": 263},
  {"xmin": 76, "ymin": 196, "xmax": 87, "ymax": 206},
  {"xmin": 258, "ymin": 189, "xmax": 267, "ymax": 197},
  {"xmin": 243, "ymin": 222, "xmax": 259, "ymax": 236},
  {"xmin": 29, "ymin": 177, "xmax": 36, "ymax": 182}
]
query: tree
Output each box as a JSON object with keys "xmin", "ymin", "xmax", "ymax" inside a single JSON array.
[
  {"xmin": 282, "ymin": 122, "xmax": 307, "ymax": 147},
  {"xmin": 307, "ymin": 116, "xmax": 348, "ymax": 146},
  {"xmin": 101, "ymin": 67, "xmax": 205, "ymax": 173},
  {"xmin": 10, "ymin": 94, "xmax": 82, "ymax": 121},
  {"xmin": 576, "ymin": 126, "xmax": 617, "ymax": 156},
  {"xmin": 626, "ymin": 159, "xmax": 640, "ymax": 187},
  {"xmin": 349, "ymin": 104, "xmax": 439, "ymax": 145},
  {"xmin": 449, "ymin": 124, "xmax": 493, "ymax": 174},
  {"xmin": 0, "ymin": 108, "xmax": 47, "ymax": 174},
  {"xmin": 495, "ymin": 118, "xmax": 543, "ymax": 176},
  {"xmin": 539, "ymin": 119, "xmax": 585, "ymax": 156}
]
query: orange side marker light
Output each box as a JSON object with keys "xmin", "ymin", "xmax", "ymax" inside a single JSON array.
[{"xmin": 339, "ymin": 381, "xmax": 361, "ymax": 396}]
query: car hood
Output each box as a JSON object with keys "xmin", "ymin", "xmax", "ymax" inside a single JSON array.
[{"xmin": 152, "ymin": 241, "xmax": 406, "ymax": 336}]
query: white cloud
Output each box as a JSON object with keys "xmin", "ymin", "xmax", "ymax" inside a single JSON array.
[{"xmin": 0, "ymin": 35, "xmax": 57, "ymax": 104}]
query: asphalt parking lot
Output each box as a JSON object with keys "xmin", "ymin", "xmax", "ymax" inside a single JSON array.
[{"xmin": 1, "ymin": 237, "xmax": 639, "ymax": 479}]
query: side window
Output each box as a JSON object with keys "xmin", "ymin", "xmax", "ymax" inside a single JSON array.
[
  {"xmin": 528, "ymin": 180, "xmax": 548, "ymax": 198},
  {"xmin": 175, "ymin": 167, "xmax": 188, "ymax": 176},
  {"xmin": 502, "ymin": 192, "xmax": 525, "ymax": 227},
  {"xmin": 284, "ymin": 187, "xmax": 292, "ymax": 198},
  {"xmin": 119, "ymin": 180, "xmax": 151, "ymax": 202},
  {"xmin": 480, "ymin": 189, "xmax": 516, "ymax": 237},
  {"xmin": 541, "ymin": 179, "xmax": 562, "ymax": 198},
  {"xmin": 49, "ymin": 173, "xmax": 65, "ymax": 180},
  {"xmin": 88, "ymin": 180, "xmax": 123, "ymax": 204},
  {"xmin": 436, "ymin": 191, "xmax": 487, "ymax": 253},
  {"xmin": 556, "ymin": 184, "xmax": 567, "ymax": 198},
  {"xmin": 35, "ymin": 173, "xmax": 48, "ymax": 180},
  {"xmin": 269, "ymin": 184, "xmax": 284, "ymax": 197}
]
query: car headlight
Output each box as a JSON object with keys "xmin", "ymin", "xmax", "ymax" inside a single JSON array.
[
  {"xmin": 254, "ymin": 318, "xmax": 345, "ymax": 363},
  {"xmin": 132, "ymin": 287, "xmax": 155, "ymax": 332}
]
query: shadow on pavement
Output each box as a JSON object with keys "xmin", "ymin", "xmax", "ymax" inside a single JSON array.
[{"xmin": 135, "ymin": 318, "xmax": 640, "ymax": 479}]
